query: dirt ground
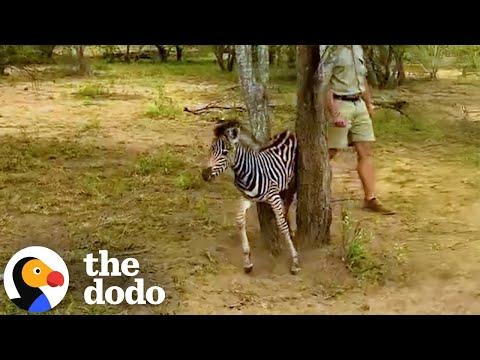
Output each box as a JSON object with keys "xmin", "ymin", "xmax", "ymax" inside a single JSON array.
[{"xmin": 0, "ymin": 61, "xmax": 479, "ymax": 314}]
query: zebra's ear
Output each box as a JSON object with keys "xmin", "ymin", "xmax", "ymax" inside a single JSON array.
[{"xmin": 225, "ymin": 126, "xmax": 239, "ymax": 142}]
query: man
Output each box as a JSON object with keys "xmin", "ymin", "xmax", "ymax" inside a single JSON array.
[{"xmin": 322, "ymin": 45, "xmax": 395, "ymax": 215}]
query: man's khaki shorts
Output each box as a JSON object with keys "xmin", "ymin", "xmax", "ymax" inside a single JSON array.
[{"xmin": 327, "ymin": 99, "xmax": 376, "ymax": 149}]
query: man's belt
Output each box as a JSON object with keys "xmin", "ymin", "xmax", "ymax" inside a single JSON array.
[{"xmin": 333, "ymin": 94, "xmax": 362, "ymax": 102}]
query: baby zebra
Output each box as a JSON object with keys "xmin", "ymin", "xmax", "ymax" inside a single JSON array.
[{"xmin": 202, "ymin": 120, "xmax": 300, "ymax": 274}]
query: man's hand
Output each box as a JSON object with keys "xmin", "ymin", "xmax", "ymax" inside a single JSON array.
[
  {"xmin": 333, "ymin": 117, "xmax": 349, "ymax": 128},
  {"xmin": 367, "ymin": 103, "xmax": 375, "ymax": 118}
]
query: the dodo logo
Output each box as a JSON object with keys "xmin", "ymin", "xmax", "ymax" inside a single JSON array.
[{"xmin": 3, "ymin": 246, "xmax": 69, "ymax": 313}]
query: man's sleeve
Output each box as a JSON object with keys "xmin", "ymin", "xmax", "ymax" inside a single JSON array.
[{"xmin": 318, "ymin": 45, "xmax": 337, "ymax": 93}]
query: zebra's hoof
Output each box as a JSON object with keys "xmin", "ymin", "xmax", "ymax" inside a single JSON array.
[
  {"xmin": 290, "ymin": 264, "xmax": 301, "ymax": 275},
  {"xmin": 244, "ymin": 264, "xmax": 254, "ymax": 274}
]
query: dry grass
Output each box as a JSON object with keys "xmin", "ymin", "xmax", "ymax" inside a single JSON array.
[{"xmin": 1, "ymin": 57, "xmax": 480, "ymax": 314}]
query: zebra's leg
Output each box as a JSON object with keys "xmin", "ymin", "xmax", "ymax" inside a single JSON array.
[
  {"xmin": 287, "ymin": 193, "xmax": 298, "ymax": 240},
  {"xmin": 236, "ymin": 198, "xmax": 253, "ymax": 273},
  {"xmin": 268, "ymin": 194, "xmax": 301, "ymax": 275}
]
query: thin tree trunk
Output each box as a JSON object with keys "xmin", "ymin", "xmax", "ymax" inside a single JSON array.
[
  {"xmin": 295, "ymin": 45, "xmax": 332, "ymax": 247},
  {"xmin": 287, "ymin": 45, "xmax": 296, "ymax": 69},
  {"xmin": 176, "ymin": 45, "xmax": 183, "ymax": 61},
  {"xmin": 383, "ymin": 46, "xmax": 393, "ymax": 88},
  {"xmin": 155, "ymin": 45, "xmax": 168, "ymax": 62},
  {"xmin": 269, "ymin": 45, "xmax": 277, "ymax": 65},
  {"xmin": 43, "ymin": 45, "xmax": 56, "ymax": 59},
  {"xmin": 396, "ymin": 52, "xmax": 405, "ymax": 85},
  {"xmin": 75, "ymin": 45, "xmax": 90, "ymax": 75},
  {"xmin": 214, "ymin": 46, "xmax": 226, "ymax": 71},
  {"xmin": 236, "ymin": 45, "xmax": 281, "ymax": 254},
  {"xmin": 363, "ymin": 45, "xmax": 379, "ymax": 88},
  {"xmin": 227, "ymin": 47, "xmax": 235, "ymax": 72},
  {"xmin": 125, "ymin": 45, "xmax": 131, "ymax": 63}
]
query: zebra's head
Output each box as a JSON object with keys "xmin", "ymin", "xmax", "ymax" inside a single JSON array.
[{"xmin": 202, "ymin": 120, "xmax": 240, "ymax": 182}]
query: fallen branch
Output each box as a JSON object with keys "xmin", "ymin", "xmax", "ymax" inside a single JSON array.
[
  {"xmin": 185, "ymin": 98, "xmax": 411, "ymax": 119},
  {"xmin": 184, "ymin": 101, "xmax": 278, "ymax": 115},
  {"xmin": 373, "ymin": 99, "xmax": 412, "ymax": 120},
  {"xmin": 184, "ymin": 102, "xmax": 247, "ymax": 115}
]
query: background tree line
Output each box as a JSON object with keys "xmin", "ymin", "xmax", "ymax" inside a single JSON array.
[{"xmin": 2, "ymin": 45, "xmax": 480, "ymax": 85}]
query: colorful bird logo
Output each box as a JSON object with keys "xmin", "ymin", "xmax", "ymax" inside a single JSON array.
[
  {"xmin": 11, "ymin": 257, "xmax": 65, "ymax": 312},
  {"xmin": 3, "ymin": 246, "xmax": 69, "ymax": 313}
]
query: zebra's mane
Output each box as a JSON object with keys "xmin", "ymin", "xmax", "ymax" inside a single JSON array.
[
  {"xmin": 260, "ymin": 131, "xmax": 292, "ymax": 151},
  {"xmin": 213, "ymin": 120, "xmax": 262, "ymax": 151},
  {"xmin": 213, "ymin": 120, "xmax": 292, "ymax": 152},
  {"xmin": 238, "ymin": 129, "xmax": 262, "ymax": 151}
]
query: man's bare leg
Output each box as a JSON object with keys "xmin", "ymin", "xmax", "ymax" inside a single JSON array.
[
  {"xmin": 354, "ymin": 141, "xmax": 395, "ymax": 215},
  {"xmin": 329, "ymin": 149, "xmax": 338, "ymax": 160},
  {"xmin": 353, "ymin": 141, "xmax": 375, "ymax": 200}
]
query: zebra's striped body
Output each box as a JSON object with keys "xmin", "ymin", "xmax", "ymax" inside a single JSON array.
[
  {"xmin": 232, "ymin": 130, "xmax": 297, "ymax": 202},
  {"xmin": 202, "ymin": 121, "xmax": 300, "ymax": 274}
]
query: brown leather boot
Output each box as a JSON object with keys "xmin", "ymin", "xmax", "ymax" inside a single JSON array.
[{"xmin": 363, "ymin": 197, "xmax": 395, "ymax": 215}]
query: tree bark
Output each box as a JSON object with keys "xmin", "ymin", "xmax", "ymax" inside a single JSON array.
[
  {"xmin": 38, "ymin": 45, "xmax": 56, "ymax": 59},
  {"xmin": 125, "ymin": 45, "xmax": 131, "ymax": 63},
  {"xmin": 394, "ymin": 48, "xmax": 405, "ymax": 85},
  {"xmin": 269, "ymin": 45, "xmax": 277, "ymax": 65},
  {"xmin": 227, "ymin": 46, "xmax": 235, "ymax": 72},
  {"xmin": 363, "ymin": 45, "xmax": 379, "ymax": 88},
  {"xmin": 176, "ymin": 45, "xmax": 183, "ymax": 61},
  {"xmin": 295, "ymin": 45, "xmax": 332, "ymax": 247},
  {"xmin": 155, "ymin": 45, "xmax": 168, "ymax": 62},
  {"xmin": 75, "ymin": 45, "xmax": 90, "ymax": 75},
  {"xmin": 383, "ymin": 46, "xmax": 393, "ymax": 88},
  {"xmin": 287, "ymin": 45, "xmax": 296, "ymax": 69},
  {"xmin": 213, "ymin": 45, "xmax": 226, "ymax": 71},
  {"xmin": 235, "ymin": 45, "xmax": 281, "ymax": 255}
]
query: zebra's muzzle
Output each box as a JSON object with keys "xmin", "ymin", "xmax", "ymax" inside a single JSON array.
[{"xmin": 202, "ymin": 167, "xmax": 213, "ymax": 182}]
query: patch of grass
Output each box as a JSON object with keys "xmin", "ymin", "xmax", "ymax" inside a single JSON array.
[
  {"xmin": 81, "ymin": 174, "xmax": 103, "ymax": 198},
  {"xmin": 0, "ymin": 137, "xmax": 95, "ymax": 172},
  {"xmin": 341, "ymin": 204, "xmax": 384, "ymax": 283},
  {"xmin": 175, "ymin": 172, "xmax": 200, "ymax": 190},
  {"xmin": 374, "ymin": 109, "xmax": 442, "ymax": 142},
  {"xmin": 92, "ymin": 63, "xmax": 112, "ymax": 72},
  {"xmin": 144, "ymin": 85, "xmax": 182, "ymax": 119},
  {"xmin": 134, "ymin": 154, "xmax": 159, "ymax": 176},
  {"xmin": 194, "ymin": 198, "xmax": 209, "ymax": 217},
  {"xmin": 463, "ymin": 152, "xmax": 480, "ymax": 167},
  {"xmin": 134, "ymin": 148, "xmax": 186, "ymax": 176},
  {"xmin": 78, "ymin": 117, "xmax": 101, "ymax": 134},
  {"xmin": 76, "ymin": 83, "xmax": 110, "ymax": 99}
]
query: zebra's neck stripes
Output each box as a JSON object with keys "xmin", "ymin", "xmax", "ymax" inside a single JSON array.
[{"xmin": 231, "ymin": 131, "xmax": 297, "ymax": 201}]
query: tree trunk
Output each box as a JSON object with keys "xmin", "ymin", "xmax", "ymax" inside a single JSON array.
[
  {"xmin": 269, "ymin": 45, "xmax": 277, "ymax": 65},
  {"xmin": 295, "ymin": 45, "xmax": 332, "ymax": 247},
  {"xmin": 396, "ymin": 57, "xmax": 405, "ymax": 85},
  {"xmin": 287, "ymin": 45, "xmax": 296, "ymax": 69},
  {"xmin": 363, "ymin": 45, "xmax": 379, "ymax": 88},
  {"xmin": 125, "ymin": 45, "xmax": 131, "ymax": 63},
  {"xmin": 394, "ymin": 49, "xmax": 405, "ymax": 85},
  {"xmin": 75, "ymin": 45, "xmax": 90, "ymax": 75},
  {"xmin": 176, "ymin": 45, "xmax": 183, "ymax": 61},
  {"xmin": 235, "ymin": 45, "xmax": 281, "ymax": 255},
  {"xmin": 227, "ymin": 47, "xmax": 235, "ymax": 72},
  {"xmin": 383, "ymin": 46, "xmax": 393, "ymax": 88},
  {"xmin": 38, "ymin": 45, "xmax": 56, "ymax": 59},
  {"xmin": 213, "ymin": 46, "xmax": 226, "ymax": 71},
  {"xmin": 155, "ymin": 45, "xmax": 168, "ymax": 62}
]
